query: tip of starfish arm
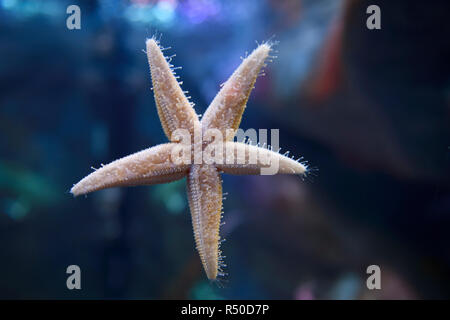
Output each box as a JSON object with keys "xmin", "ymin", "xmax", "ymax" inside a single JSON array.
[
  {"xmin": 70, "ymin": 184, "xmax": 81, "ymax": 197},
  {"xmin": 70, "ymin": 180, "xmax": 91, "ymax": 197},
  {"xmin": 256, "ymin": 39, "xmax": 278, "ymax": 65},
  {"xmin": 146, "ymin": 37, "xmax": 157, "ymax": 45},
  {"xmin": 146, "ymin": 37, "xmax": 162, "ymax": 52},
  {"xmin": 252, "ymin": 42, "xmax": 272, "ymax": 60},
  {"xmin": 260, "ymin": 42, "xmax": 272, "ymax": 51}
]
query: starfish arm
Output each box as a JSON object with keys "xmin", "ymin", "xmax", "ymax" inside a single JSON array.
[
  {"xmin": 201, "ymin": 43, "xmax": 272, "ymax": 141},
  {"xmin": 216, "ymin": 142, "xmax": 308, "ymax": 176},
  {"xmin": 186, "ymin": 164, "xmax": 223, "ymax": 280},
  {"xmin": 146, "ymin": 38, "xmax": 201, "ymax": 141},
  {"xmin": 71, "ymin": 143, "xmax": 188, "ymax": 196}
]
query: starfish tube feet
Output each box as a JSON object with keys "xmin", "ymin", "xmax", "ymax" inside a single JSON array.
[{"xmin": 187, "ymin": 164, "xmax": 223, "ymax": 280}]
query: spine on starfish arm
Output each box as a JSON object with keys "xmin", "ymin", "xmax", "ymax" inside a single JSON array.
[{"xmin": 201, "ymin": 42, "xmax": 274, "ymax": 141}]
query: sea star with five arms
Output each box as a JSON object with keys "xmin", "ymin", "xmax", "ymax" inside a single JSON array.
[{"xmin": 71, "ymin": 38, "xmax": 308, "ymax": 280}]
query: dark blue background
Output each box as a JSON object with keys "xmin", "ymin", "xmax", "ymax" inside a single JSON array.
[{"xmin": 0, "ymin": 0, "xmax": 449, "ymax": 299}]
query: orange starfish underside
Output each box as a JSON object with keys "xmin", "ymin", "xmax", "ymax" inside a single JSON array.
[{"xmin": 71, "ymin": 38, "xmax": 307, "ymax": 280}]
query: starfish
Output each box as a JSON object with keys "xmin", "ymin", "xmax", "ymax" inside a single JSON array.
[{"xmin": 71, "ymin": 38, "xmax": 308, "ymax": 281}]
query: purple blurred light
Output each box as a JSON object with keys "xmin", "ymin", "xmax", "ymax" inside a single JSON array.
[{"xmin": 178, "ymin": 0, "xmax": 221, "ymax": 24}]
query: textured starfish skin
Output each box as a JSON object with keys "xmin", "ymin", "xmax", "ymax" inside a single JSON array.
[
  {"xmin": 187, "ymin": 164, "xmax": 223, "ymax": 280},
  {"xmin": 217, "ymin": 142, "xmax": 307, "ymax": 175},
  {"xmin": 146, "ymin": 39, "xmax": 201, "ymax": 140},
  {"xmin": 70, "ymin": 143, "xmax": 189, "ymax": 196},
  {"xmin": 201, "ymin": 43, "xmax": 271, "ymax": 141},
  {"xmin": 71, "ymin": 38, "xmax": 307, "ymax": 280}
]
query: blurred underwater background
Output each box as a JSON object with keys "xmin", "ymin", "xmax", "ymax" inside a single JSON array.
[{"xmin": 0, "ymin": 0, "xmax": 449, "ymax": 299}]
